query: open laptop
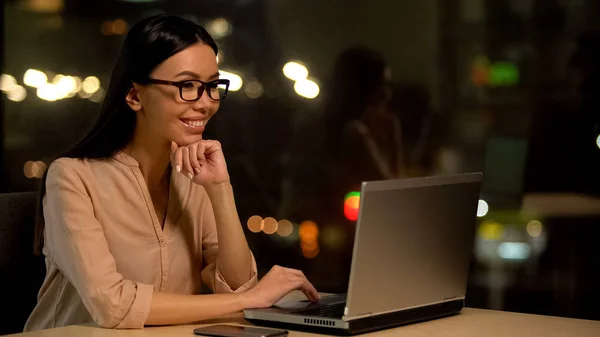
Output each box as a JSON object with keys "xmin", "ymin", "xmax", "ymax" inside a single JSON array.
[{"xmin": 244, "ymin": 173, "xmax": 483, "ymax": 335}]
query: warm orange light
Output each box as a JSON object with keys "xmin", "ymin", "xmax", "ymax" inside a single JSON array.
[
  {"xmin": 277, "ymin": 219, "xmax": 293, "ymax": 237},
  {"xmin": 247, "ymin": 215, "xmax": 264, "ymax": 233},
  {"xmin": 263, "ymin": 217, "xmax": 278, "ymax": 234}
]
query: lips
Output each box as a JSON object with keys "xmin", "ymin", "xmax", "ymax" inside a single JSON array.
[{"xmin": 181, "ymin": 118, "xmax": 205, "ymax": 127}]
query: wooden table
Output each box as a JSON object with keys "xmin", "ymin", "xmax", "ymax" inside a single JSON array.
[{"xmin": 9, "ymin": 308, "xmax": 600, "ymax": 337}]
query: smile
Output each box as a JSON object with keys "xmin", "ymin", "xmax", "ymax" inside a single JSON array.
[{"xmin": 180, "ymin": 119, "xmax": 205, "ymax": 128}]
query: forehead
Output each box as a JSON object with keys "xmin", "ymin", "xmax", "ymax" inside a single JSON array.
[{"xmin": 152, "ymin": 42, "xmax": 218, "ymax": 79}]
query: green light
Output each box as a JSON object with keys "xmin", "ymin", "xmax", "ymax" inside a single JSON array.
[
  {"xmin": 489, "ymin": 62, "xmax": 519, "ymax": 87},
  {"xmin": 345, "ymin": 191, "xmax": 360, "ymax": 201}
]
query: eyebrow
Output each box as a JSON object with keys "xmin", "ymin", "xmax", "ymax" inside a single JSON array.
[{"xmin": 174, "ymin": 70, "xmax": 220, "ymax": 80}]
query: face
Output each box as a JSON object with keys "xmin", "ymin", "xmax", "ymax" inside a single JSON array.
[{"xmin": 127, "ymin": 42, "xmax": 220, "ymax": 146}]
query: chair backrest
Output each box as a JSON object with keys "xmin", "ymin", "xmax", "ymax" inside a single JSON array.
[{"xmin": 0, "ymin": 192, "xmax": 46, "ymax": 335}]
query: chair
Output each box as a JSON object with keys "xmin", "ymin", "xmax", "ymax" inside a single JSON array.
[{"xmin": 0, "ymin": 192, "xmax": 46, "ymax": 335}]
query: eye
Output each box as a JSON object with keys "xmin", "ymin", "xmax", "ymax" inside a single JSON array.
[{"xmin": 180, "ymin": 81, "xmax": 196, "ymax": 90}]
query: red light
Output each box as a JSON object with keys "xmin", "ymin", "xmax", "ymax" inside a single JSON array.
[{"xmin": 344, "ymin": 192, "xmax": 360, "ymax": 221}]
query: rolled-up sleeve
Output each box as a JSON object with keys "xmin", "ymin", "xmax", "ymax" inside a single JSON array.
[
  {"xmin": 199, "ymin": 192, "xmax": 258, "ymax": 294},
  {"xmin": 44, "ymin": 161, "xmax": 153, "ymax": 329}
]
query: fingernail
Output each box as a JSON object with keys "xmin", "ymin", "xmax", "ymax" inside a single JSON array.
[
  {"xmin": 176, "ymin": 165, "xmax": 181, "ymax": 172},
  {"xmin": 187, "ymin": 172, "xmax": 193, "ymax": 179},
  {"xmin": 195, "ymin": 168, "xmax": 201, "ymax": 174}
]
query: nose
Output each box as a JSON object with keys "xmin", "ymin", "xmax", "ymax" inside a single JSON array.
[{"xmin": 191, "ymin": 87, "xmax": 214, "ymax": 113}]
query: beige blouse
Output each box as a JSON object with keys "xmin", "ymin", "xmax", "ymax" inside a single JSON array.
[{"xmin": 24, "ymin": 152, "xmax": 258, "ymax": 331}]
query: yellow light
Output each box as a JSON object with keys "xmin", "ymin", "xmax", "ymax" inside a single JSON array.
[
  {"xmin": 277, "ymin": 219, "xmax": 293, "ymax": 237},
  {"xmin": 526, "ymin": 220, "xmax": 543, "ymax": 238},
  {"xmin": 322, "ymin": 226, "xmax": 344, "ymax": 250},
  {"xmin": 0, "ymin": 74, "xmax": 17, "ymax": 92},
  {"xmin": 23, "ymin": 69, "xmax": 48, "ymax": 88},
  {"xmin": 78, "ymin": 90, "xmax": 93, "ymax": 99},
  {"xmin": 24, "ymin": 161, "xmax": 35, "ymax": 179},
  {"xmin": 54, "ymin": 75, "xmax": 77, "ymax": 99},
  {"xmin": 247, "ymin": 215, "xmax": 264, "ymax": 233},
  {"xmin": 207, "ymin": 18, "xmax": 231, "ymax": 38},
  {"xmin": 478, "ymin": 221, "xmax": 504, "ymax": 241},
  {"xmin": 219, "ymin": 70, "xmax": 242, "ymax": 91},
  {"xmin": 89, "ymin": 87, "xmax": 106, "ymax": 103},
  {"xmin": 244, "ymin": 79, "xmax": 263, "ymax": 98},
  {"xmin": 282, "ymin": 62, "xmax": 308, "ymax": 81},
  {"xmin": 101, "ymin": 21, "xmax": 113, "ymax": 36},
  {"xmin": 477, "ymin": 200, "xmax": 489, "ymax": 217},
  {"xmin": 7, "ymin": 85, "xmax": 27, "ymax": 102},
  {"xmin": 294, "ymin": 78, "xmax": 320, "ymax": 99},
  {"xmin": 82, "ymin": 76, "xmax": 101, "ymax": 94},
  {"xmin": 112, "ymin": 19, "xmax": 127, "ymax": 35},
  {"xmin": 72, "ymin": 76, "xmax": 82, "ymax": 94},
  {"xmin": 262, "ymin": 217, "xmax": 278, "ymax": 235},
  {"xmin": 37, "ymin": 83, "xmax": 59, "ymax": 101}
]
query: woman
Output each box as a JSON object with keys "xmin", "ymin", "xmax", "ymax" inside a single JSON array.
[
  {"xmin": 25, "ymin": 15, "xmax": 318, "ymax": 331},
  {"xmin": 324, "ymin": 47, "xmax": 405, "ymax": 197}
]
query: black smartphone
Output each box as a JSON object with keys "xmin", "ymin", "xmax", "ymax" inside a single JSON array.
[{"xmin": 194, "ymin": 325, "xmax": 288, "ymax": 337}]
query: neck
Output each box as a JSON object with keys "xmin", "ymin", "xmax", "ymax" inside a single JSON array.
[{"xmin": 124, "ymin": 123, "xmax": 171, "ymax": 190}]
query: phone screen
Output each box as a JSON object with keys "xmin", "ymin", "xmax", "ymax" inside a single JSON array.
[{"xmin": 194, "ymin": 325, "xmax": 288, "ymax": 337}]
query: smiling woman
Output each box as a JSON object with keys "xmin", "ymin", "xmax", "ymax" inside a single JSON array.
[{"xmin": 24, "ymin": 14, "xmax": 319, "ymax": 332}]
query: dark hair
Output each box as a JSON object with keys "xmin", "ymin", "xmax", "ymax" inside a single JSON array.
[
  {"xmin": 34, "ymin": 15, "xmax": 218, "ymax": 254},
  {"xmin": 323, "ymin": 46, "xmax": 387, "ymax": 154}
]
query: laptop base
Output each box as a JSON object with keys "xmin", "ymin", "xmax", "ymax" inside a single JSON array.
[{"xmin": 245, "ymin": 299, "xmax": 464, "ymax": 336}]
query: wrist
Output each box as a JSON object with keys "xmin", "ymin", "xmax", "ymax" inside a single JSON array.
[
  {"xmin": 204, "ymin": 181, "xmax": 232, "ymax": 195},
  {"xmin": 237, "ymin": 291, "xmax": 255, "ymax": 310}
]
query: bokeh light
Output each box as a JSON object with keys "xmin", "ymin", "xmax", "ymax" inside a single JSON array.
[
  {"xmin": 282, "ymin": 61, "xmax": 309, "ymax": 81},
  {"xmin": 344, "ymin": 191, "xmax": 360, "ymax": 221},
  {"xmin": 23, "ymin": 161, "xmax": 47, "ymax": 179},
  {"xmin": 247, "ymin": 215, "xmax": 264, "ymax": 233},
  {"xmin": 526, "ymin": 220, "xmax": 543, "ymax": 238},
  {"xmin": 478, "ymin": 221, "xmax": 504, "ymax": 241},
  {"xmin": 299, "ymin": 220, "xmax": 320, "ymax": 258},
  {"xmin": 477, "ymin": 199, "xmax": 489, "ymax": 217},
  {"xmin": 6, "ymin": 85, "xmax": 27, "ymax": 102},
  {"xmin": 23, "ymin": 69, "xmax": 48, "ymax": 88},
  {"xmin": 207, "ymin": 18, "xmax": 232, "ymax": 39},
  {"xmin": 294, "ymin": 78, "xmax": 320, "ymax": 99},
  {"xmin": 262, "ymin": 217, "xmax": 278, "ymax": 235},
  {"xmin": 322, "ymin": 225, "xmax": 345, "ymax": 250},
  {"xmin": 0, "ymin": 74, "xmax": 18, "ymax": 92},
  {"xmin": 219, "ymin": 70, "xmax": 242, "ymax": 91},
  {"xmin": 277, "ymin": 219, "xmax": 293, "ymax": 237},
  {"xmin": 82, "ymin": 76, "xmax": 101, "ymax": 94},
  {"xmin": 244, "ymin": 79, "xmax": 264, "ymax": 98}
]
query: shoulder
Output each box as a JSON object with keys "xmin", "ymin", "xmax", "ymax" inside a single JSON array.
[{"xmin": 46, "ymin": 157, "xmax": 114, "ymax": 189}]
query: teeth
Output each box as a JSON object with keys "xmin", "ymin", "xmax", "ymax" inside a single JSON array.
[{"xmin": 184, "ymin": 120, "xmax": 204, "ymax": 127}]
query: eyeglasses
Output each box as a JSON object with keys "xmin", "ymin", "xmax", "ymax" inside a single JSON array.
[{"xmin": 139, "ymin": 78, "xmax": 230, "ymax": 101}]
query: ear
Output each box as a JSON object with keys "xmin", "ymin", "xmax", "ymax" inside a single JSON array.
[{"xmin": 125, "ymin": 83, "xmax": 143, "ymax": 111}]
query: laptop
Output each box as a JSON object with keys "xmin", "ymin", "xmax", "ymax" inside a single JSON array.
[{"xmin": 244, "ymin": 173, "xmax": 483, "ymax": 335}]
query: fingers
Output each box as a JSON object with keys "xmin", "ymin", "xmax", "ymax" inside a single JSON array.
[
  {"xmin": 174, "ymin": 145, "xmax": 182, "ymax": 173},
  {"xmin": 188, "ymin": 143, "xmax": 202, "ymax": 175},
  {"xmin": 181, "ymin": 147, "xmax": 193, "ymax": 179}
]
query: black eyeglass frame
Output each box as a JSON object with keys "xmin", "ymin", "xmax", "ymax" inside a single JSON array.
[{"xmin": 137, "ymin": 78, "xmax": 230, "ymax": 101}]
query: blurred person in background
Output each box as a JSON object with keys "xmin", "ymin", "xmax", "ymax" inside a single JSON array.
[
  {"xmin": 323, "ymin": 46, "xmax": 406, "ymax": 200},
  {"xmin": 25, "ymin": 15, "xmax": 318, "ymax": 331}
]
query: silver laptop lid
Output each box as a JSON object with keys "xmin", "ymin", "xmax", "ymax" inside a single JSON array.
[{"xmin": 344, "ymin": 173, "xmax": 482, "ymax": 320}]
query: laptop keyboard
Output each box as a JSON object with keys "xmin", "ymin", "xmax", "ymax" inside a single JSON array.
[{"xmin": 294, "ymin": 302, "xmax": 345, "ymax": 318}]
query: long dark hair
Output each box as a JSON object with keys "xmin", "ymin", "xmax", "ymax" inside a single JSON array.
[{"xmin": 34, "ymin": 15, "xmax": 218, "ymax": 254}]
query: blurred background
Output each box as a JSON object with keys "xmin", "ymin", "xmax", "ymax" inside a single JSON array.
[{"xmin": 1, "ymin": 0, "xmax": 600, "ymax": 331}]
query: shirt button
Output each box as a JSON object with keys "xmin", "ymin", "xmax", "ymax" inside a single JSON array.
[
  {"xmin": 159, "ymin": 240, "xmax": 166, "ymax": 247},
  {"xmin": 162, "ymin": 274, "xmax": 167, "ymax": 281}
]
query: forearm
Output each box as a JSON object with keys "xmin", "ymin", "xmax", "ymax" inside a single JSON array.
[
  {"xmin": 146, "ymin": 291, "xmax": 247, "ymax": 326},
  {"xmin": 205, "ymin": 182, "xmax": 253, "ymax": 289}
]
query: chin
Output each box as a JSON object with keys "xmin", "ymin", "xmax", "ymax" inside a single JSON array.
[{"xmin": 174, "ymin": 134, "xmax": 203, "ymax": 146}]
